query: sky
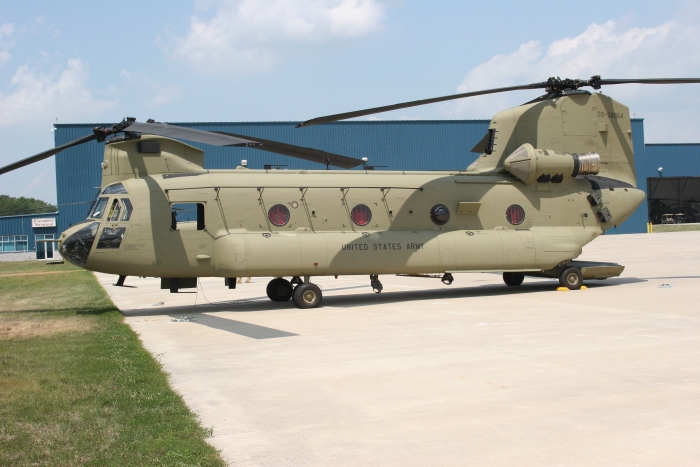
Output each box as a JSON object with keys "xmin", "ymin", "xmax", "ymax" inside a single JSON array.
[{"xmin": 1, "ymin": 0, "xmax": 700, "ymax": 203}]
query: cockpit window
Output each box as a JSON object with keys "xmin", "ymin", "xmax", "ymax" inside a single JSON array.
[
  {"xmin": 90, "ymin": 197, "xmax": 109, "ymax": 219},
  {"xmin": 107, "ymin": 199, "xmax": 122, "ymax": 222},
  {"xmin": 102, "ymin": 183, "xmax": 127, "ymax": 194},
  {"xmin": 121, "ymin": 199, "xmax": 133, "ymax": 222}
]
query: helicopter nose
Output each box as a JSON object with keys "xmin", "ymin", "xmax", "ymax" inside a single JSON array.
[{"xmin": 59, "ymin": 222, "xmax": 100, "ymax": 267}]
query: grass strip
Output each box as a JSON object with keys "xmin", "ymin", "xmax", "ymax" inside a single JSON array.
[{"xmin": 0, "ymin": 261, "xmax": 226, "ymax": 467}]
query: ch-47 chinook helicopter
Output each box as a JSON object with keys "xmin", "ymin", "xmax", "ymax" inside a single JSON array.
[{"xmin": 2, "ymin": 76, "xmax": 699, "ymax": 308}]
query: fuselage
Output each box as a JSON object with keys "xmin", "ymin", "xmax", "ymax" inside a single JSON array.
[{"xmin": 57, "ymin": 168, "xmax": 645, "ymax": 279}]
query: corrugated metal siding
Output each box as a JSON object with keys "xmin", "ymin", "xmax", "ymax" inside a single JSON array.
[
  {"xmin": 54, "ymin": 120, "xmax": 490, "ymax": 232},
  {"xmin": 0, "ymin": 212, "xmax": 58, "ymax": 251}
]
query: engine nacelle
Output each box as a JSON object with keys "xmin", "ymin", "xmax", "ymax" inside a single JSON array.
[{"xmin": 503, "ymin": 143, "xmax": 600, "ymax": 184}]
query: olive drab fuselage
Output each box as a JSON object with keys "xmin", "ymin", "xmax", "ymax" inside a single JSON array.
[{"xmin": 57, "ymin": 92, "xmax": 646, "ymax": 280}]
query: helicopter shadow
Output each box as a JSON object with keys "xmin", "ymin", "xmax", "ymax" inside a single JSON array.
[{"xmin": 322, "ymin": 276, "xmax": 647, "ymax": 308}]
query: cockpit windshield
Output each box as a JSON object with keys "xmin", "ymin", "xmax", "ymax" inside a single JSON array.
[{"xmin": 89, "ymin": 197, "xmax": 109, "ymax": 219}]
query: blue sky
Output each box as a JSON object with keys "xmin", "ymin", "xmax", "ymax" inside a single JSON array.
[{"xmin": 1, "ymin": 0, "xmax": 699, "ymax": 203}]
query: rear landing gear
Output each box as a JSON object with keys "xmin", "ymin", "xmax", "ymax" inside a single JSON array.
[
  {"xmin": 266, "ymin": 278, "xmax": 294, "ymax": 302},
  {"xmin": 559, "ymin": 267, "xmax": 583, "ymax": 290},
  {"xmin": 441, "ymin": 273, "xmax": 454, "ymax": 285},
  {"xmin": 503, "ymin": 272, "xmax": 524, "ymax": 286},
  {"xmin": 292, "ymin": 282, "xmax": 322, "ymax": 308},
  {"xmin": 370, "ymin": 275, "xmax": 383, "ymax": 293}
]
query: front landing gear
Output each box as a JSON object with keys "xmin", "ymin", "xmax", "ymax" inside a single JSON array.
[{"xmin": 266, "ymin": 278, "xmax": 294, "ymax": 302}]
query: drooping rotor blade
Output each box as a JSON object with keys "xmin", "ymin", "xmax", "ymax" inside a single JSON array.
[
  {"xmin": 297, "ymin": 76, "xmax": 700, "ymax": 127},
  {"xmin": 126, "ymin": 121, "xmax": 364, "ymax": 169},
  {"xmin": 0, "ymin": 133, "xmax": 97, "ymax": 175},
  {"xmin": 218, "ymin": 132, "xmax": 365, "ymax": 168}
]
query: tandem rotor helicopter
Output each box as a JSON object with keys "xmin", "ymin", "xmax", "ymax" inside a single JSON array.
[{"xmin": 2, "ymin": 75, "xmax": 699, "ymax": 308}]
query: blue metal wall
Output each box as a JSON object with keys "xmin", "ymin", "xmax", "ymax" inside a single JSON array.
[{"xmin": 0, "ymin": 212, "xmax": 58, "ymax": 252}]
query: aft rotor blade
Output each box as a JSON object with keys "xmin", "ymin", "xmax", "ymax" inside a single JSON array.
[
  {"xmin": 596, "ymin": 78, "xmax": 700, "ymax": 86},
  {"xmin": 0, "ymin": 133, "xmax": 97, "ymax": 175},
  {"xmin": 127, "ymin": 121, "xmax": 365, "ymax": 169},
  {"xmin": 296, "ymin": 81, "xmax": 550, "ymax": 127},
  {"xmin": 297, "ymin": 76, "xmax": 700, "ymax": 127}
]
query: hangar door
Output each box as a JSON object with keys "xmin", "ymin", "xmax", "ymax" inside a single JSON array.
[{"xmin": 647, "ymin": 176, "xmax": 700, "ymax": 224}]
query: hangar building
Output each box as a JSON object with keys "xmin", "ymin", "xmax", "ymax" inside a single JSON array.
[{"xmin": 1, "ymin": 118, "xmax": 699, "ymax": 257}]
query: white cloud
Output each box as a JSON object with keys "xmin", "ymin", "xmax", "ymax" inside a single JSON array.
[
  {"xmin": 0, "ymin": 59, "xmax": 116, "ymax": 126},
  {"xmin": 119, "ymin": 69, "xmax": 182, "ymax": 107},
  {"xmin": 167, "ymin": 0, "xmax": 385, "ymax": 74},
  {"xmin": 0, "ymin": 23, "xmax": 14, "ymax": 65},
  {"xmin": 444, "ymin": 18, "xmax": 700, "ymax": 124}
]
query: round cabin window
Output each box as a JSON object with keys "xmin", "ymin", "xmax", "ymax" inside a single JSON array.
[
  {"xmin": 506, "ymin": 204, "xmax": 525, "ymax": 225},
  {"xmin": 351, "ymin": 204, "xmax": 372, "ymax": 226},
  {"xmin": 430, "ymin": 204, "xmax": 450, "ymax": 225},
  {"xmin": 268, "ymin": 204, "xmax": 291, "ymax": 226}
]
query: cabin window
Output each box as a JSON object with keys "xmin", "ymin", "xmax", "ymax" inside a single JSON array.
[
  {"xmin": 90, "ymin": 197, "xmax": 109, "ymax": 219},
  {"xmin": 107, "ymin": 199, "xmax": 122, "ymax": 222},
  {"xmin": 351, "ymin": 204, "xmax": 372, "ymax": 226},
  {"xmin": 506, "ymin": 204, "xmax": 525, "ymax": 225},
  {"xmin": 121, "ymin": 199, "xmax": 134, "ymax": 221},
  {"xmin": 171, "ymin": 203, "xmax": 205, "ymax": 231},
  {"xmin": 430, "ymin": 204, "xmax": 450, "ymax": 225},
  {"xmin": 268, "ymin": 204, "xmax": 290, "ymax": 227},
  {"xmin": 96, "ymin": 227, "xmax": 126, "ymax": 249},
  {"xmin": 102, "ymin": 182, "xmax": 128, "ymax": 194}
]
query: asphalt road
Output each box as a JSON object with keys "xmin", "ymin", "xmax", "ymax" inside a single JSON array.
[{"xmin": 96, "ymin": 232, "xmax": 700, "ymax": 466}]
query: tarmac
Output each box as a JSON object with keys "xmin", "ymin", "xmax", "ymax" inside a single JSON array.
[{"xmin": 96, "ymin": 231, "xmax": 700, "ymax": 466}]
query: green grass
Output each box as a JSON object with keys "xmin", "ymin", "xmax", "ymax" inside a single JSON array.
[
  {"xmin": 652, "ymin": 223, "xmax": 700, "ymax": 233},
  {"xmin": 0, "ymin": 261, "xmax": 226, "ymax": 467}
]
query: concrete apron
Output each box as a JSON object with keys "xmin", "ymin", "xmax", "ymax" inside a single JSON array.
[{"xmin": 95, "ymin": 232, "xmax": 700, "ymax": 467}]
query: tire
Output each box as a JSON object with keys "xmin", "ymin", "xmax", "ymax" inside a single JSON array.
[
  {"xmin": 266, "ymin": 278, "xmax": 293, "ymax": 302},
  {"xmin": 559, "ymin": 267, "xmax": 583, "ymax": 290},
  {"xmin": 503, "ymin": 272, "xmax": 524, "ymax": 286},
  {"xmin": 293, "ymin": 283, "xmax": 323, "ymax": 309}
]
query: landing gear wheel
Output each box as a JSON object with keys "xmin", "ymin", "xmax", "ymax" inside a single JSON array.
[
  {"xmin": 293, "ymin": 283, "xmax": 323, "ymax": 309},
  {"xmin": 266, "ymin": 278, "xmax": 293, "ymax": 302},
  {"xmin": 559, "ymin": 267, "xmax": 583, "ymax": 290},
  {"xmin": 441, "ymin": 273, "xmax": 454, "ymax": 285},
  {"xmin": 503, "ymin": 272, "xmax": 524, "ymax": 286}
]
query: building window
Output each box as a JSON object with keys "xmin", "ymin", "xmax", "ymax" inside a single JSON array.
[
  {"xmin": 0, "ymin": 235, "xmax": 28, "ymax": 252},
  {"xmin": 430, "ymin": 204, "xmax": 450, "ymax": 225},
  {"xmin": 268, "ymin": 204, "xmax": 290, "ymax": 227},
  {"xmin": 351, "ymin": 204, "xmax": 372, "ymax": 226},
  {"xmin": 506, "ymin": 204, "xmax": 525, "ymax": 225}
]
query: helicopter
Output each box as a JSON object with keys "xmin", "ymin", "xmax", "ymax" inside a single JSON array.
[{"xmin": 2, "ymin": 76, "xmax": 698, "ymax": 309}]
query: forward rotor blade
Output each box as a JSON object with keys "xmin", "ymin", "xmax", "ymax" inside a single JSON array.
[
  {"xmin": 0, "ymin": 133, "xmax": 97, "ymax": 175},
  {"xmin": 127, "ymin": 121, "xmax": 364, "ymax": 169},
  {"xmin": 218, "ymin": 132, "xmax": 365, "ymax": 168},
  {"xmin": 296, "ymin": 81, "xmax": 550, "ymax": 127}
]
